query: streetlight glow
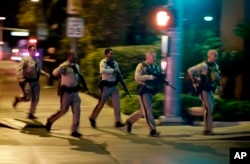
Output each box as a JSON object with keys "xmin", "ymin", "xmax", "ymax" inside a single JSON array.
[
  {"xmin": 204, "ymin": 16, "xmax": 213, "ymax": 21},
  {"xmin": 11, "ymin": 31, "xmax": 29, "ymax": 36},
  {"xmin": 156, "ymin": 11, "xmax": 170, "ymax": 26}
]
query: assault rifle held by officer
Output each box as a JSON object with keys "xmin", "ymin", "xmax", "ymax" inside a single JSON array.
[
  {"xmin": 146, "ymin": 67, "xmax": 176, "ymax": 90},
  {"xmin": 106, "ymin": 59, "xmax": 132, "ymax": 98}
]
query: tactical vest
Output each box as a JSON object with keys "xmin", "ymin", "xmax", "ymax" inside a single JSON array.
[
  {"xmin": 140, "ymin": 61, "xmax": 161, "ymax": 94},
  {"xmin": 199, "ymin": 61, "xmax": 220, "ymax": 92}
]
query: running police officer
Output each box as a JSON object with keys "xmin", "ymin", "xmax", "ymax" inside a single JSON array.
[
  {"xmin": 45, "ymin": 52, "xmax": 83, "ymax": 137},
  {"xmin": 126, "ymin": 50, "xmax": 161, "ymax": 137},
  {"xmin": 187, "ymin": 49, "xmax": 222, "ymax": 135},
  {"xmin": 13, "ymin": 44, "xmax": 49, "ymax": 119},
  {"xmin": 89, "ymin": 48, "xmax": 125, "ymax": 128}
]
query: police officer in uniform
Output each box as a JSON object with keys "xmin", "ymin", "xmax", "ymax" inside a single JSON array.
[
  {"xmin": 187, "ymin": 49, "xmax": 222, "ymax": 135},
  {"xmin": 126, "ymin": 51, "xmax": 161, "ymax": 137},
  {"xmin": 13, "ymin": 44, "xmax": 49, "ymax": 119},
  {"xmin": 89, "ymin": 48, "xmax": 125, "ymax": 128},
  {"xmin": 45, "ymin": 52, "xmax": 82, "ymax": 137}
]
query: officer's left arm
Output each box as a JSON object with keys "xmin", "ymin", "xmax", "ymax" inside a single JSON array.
[{"xmin": 16, "ymin": 58, "xmax": 26, "ymax": 82}]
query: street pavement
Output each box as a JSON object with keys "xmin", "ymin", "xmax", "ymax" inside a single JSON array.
[{"xmin": 0, "ymin": 60, "xmax": 250, "ymax": 164}]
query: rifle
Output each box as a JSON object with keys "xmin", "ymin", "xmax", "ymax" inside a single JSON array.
[
  {"xmin": 106, "ymin": 60, "xmax": 131, "ymax": 98},
  {"xmin": 116, "ymin": 72, "xmax": 131, "ymax": 98},
  {"xmin": 146, "ymin": 68, "xmax": 176, "ymax": 90},
  {"xmin": 78, "ymin": 73, "xmax": 90, "ymax": 94}
]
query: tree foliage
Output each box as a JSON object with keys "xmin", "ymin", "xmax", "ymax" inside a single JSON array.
[
  {"xmin": 182, "ymin": 28, "xmax": 221, "ymax": 72},
  {"xmin": 16, "ymin": 0, "xmax": 166, "ymax": 49},
  {"xmin": 17, "ymin": 0, "xmax": 43, "ymax": 36},
  {"xmin": 234, "ymin": 20, "xmax": 250, "ymax": 39}
]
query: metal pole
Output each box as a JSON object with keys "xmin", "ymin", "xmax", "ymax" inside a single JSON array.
[
  {"xmin": 67, "ymin": 0, "xmax": 83, "ymax": 61},
  {"xmin": 0, "ymin": 19, "xmax": 4, "ymax": 60},
  {"xmin": 159, "ymin": 0, "xmax": 183, "ymax": 125},
  {"xmin": 71, "ymin": 37, "xmax": 77, "ymax": 60}
]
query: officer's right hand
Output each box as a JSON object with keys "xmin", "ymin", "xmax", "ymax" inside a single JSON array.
[{"xmin": 60, "ymin": 67, "xmax": 67, "ymax": 74}]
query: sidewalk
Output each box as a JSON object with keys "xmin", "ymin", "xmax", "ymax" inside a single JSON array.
[
  {"xmin": 1, "ymin": 85, "xmax": 249, "ymax": 141},
  {"xmin": 1, "ymin": 75, "xmax": 250, "ymax": 164}
]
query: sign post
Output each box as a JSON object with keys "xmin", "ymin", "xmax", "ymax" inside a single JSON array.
[{"xmin": 67, "ymin": 0, "xmax": 83, "ymax": 60}]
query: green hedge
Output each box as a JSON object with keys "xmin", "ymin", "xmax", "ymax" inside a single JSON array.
[
  {"xmin": 213, "ymin": 98, "xmax": 250, "ymax": 121},
  {"xmin": 181, "ymin": 94, "xmax": 250, "ymax": 121}
]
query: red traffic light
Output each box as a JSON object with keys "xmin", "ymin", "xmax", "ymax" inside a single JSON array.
[
  {"xmin": 156, "ymin": 11, "xmax": 170, "ymax": 27},
  {"xmin": 155, "ymin": 7, "xmax": 177, "ymax": 28}
]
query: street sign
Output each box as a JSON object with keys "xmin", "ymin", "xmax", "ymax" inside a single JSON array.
[
  {"xmin": 66, "ymin": 17, "xmax": 84, "ymax": 38},
  {"xmin": 37, "ymin": 23, "xmax": 48, "ymax": 41}
]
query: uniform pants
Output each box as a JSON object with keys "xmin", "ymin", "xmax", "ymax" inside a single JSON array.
[
  {"xmin": 90, "ymin": 86, "xmax": 121, "ymax": 122},
  {"xmin": 127, "ymin": 93, "xmax": 156, "ymax": 131},
  {"xmin": 200, "ymin": 90, "xmax": 214, "ymax": 132},
  {"xmin": 17, "ymin": 81, "xmax": 40, "ymax": 115},
  {"xmin": 48, "ymin": 92, "xmax": 81, "ymax": 133}
]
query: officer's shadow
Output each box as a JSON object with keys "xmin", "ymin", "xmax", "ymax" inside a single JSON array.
[
  {"xmin": 94, "ymin": 127, "xmax": 226, "ymax": 157},
  {"xmin": 67, "ymin": 136, "xmax": 110, "ymax": 155},
  {"xmin": 17, "ymin": 119, "xmax": 51, "ymax": 137},
  {"xmin": 95, "ymin": 126, "xmax": 164, "ymax": 146},
  {"xmin": 17, "ymin": 119, "xmax": 112, "ymax": 155}
]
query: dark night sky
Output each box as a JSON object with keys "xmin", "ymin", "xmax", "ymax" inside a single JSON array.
[
  {"xmin": 0, "ymin": 0, "xmax": 19, "ymax": 28},
  {"xmin": 0, "ymin": 0, "xmax": 22, "ymax": 46},
  {"xmin": 0, "ymin": 0, "xmax": 222, "ymax": 46}
]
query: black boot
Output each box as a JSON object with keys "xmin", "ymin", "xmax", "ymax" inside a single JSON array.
[
  {"xmin": 125, "ymin": 120, "xmax": 132, "ymax": 133},
  {"xmin": 115, "ymin": 121, "xmax": 125, "ymax": 128},
  {"xmin": 89, "ymin": 117, "xmax": 96, "ymax": 128},
  {"xmin": 28, "ymin": 114, "xmax": 37, "ymax": 119},
  {"xmin": 150, "ymin": 129, "xmax": 160, "ymax": 137},
  {"xmin": 45, "ymin": 119, "xmax": 52, "ymax": 131},
  {"xmin": 12, "ymin": 96, "xmax": 19, "ymax": 108},
  {"xmin": 71, "ymin": 131, "xmax": 82, "ymax": 138}
]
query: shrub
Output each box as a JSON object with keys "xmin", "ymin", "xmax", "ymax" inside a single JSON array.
[
  {"xmin": 214, "ymin": 99, "xmax": 250, "ymax": 121},
  {"xmin": 181, "ymin": 94, "xmax": 250, "ymax": 121}
]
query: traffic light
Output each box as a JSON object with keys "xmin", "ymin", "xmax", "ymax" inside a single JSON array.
[{"xmin": 156, "ymin": 7, "xmax": 177, "ymax": 29}]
